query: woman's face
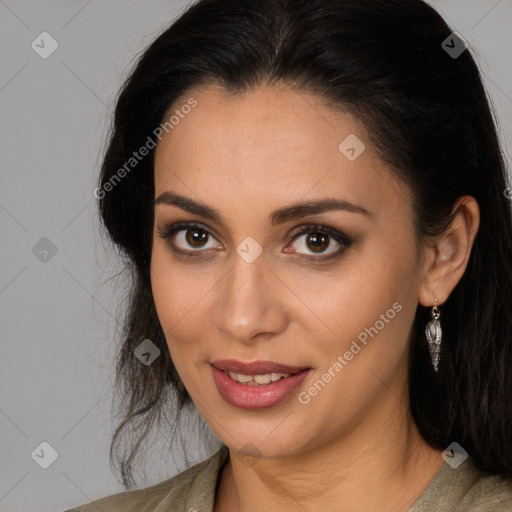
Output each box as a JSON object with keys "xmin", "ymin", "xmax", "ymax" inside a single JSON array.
[{"xmin": 151, "ymin": 84, "xmax": 426, "ymax": 458}]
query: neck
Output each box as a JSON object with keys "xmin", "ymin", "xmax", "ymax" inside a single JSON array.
[{"xmin": 214, "ymin": 399, "xmax": 443, "ymax": 512}]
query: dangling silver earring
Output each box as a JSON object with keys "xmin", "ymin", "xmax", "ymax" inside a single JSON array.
[{"xmin": 425, "ymin": 297, "xmax": 442, "ymax": 372}]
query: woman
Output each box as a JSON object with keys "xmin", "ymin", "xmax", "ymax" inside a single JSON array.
[{"xmin": 65, "ymin": 0, "xmax": 512, "ymax": 510}]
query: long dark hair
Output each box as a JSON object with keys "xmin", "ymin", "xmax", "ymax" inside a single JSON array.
[{"xmin": 97, "ymin": 0, "xmax": 512, "ymax": 487}]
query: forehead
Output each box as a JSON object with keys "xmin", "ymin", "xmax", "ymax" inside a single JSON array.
[
  {"xmin": 155, "ymin": 83, "xmax": 368, "ymax": 164},
  {"xmin": 153, "ymin": 84, "xmax": 411, "ymax": 224}
]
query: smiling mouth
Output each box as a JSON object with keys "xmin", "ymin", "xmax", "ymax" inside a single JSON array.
[
  {"xmin": 211, "ymin": 360, "xmax": 310, "ymax": 380},
  {"xmin": 210, "ymin": 363, "xmax": 312, "ymax": 410}
]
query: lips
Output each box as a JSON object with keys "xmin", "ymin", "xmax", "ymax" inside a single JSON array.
[
  {"xmin": 210, "ymin": 359, "xmax": 312, "ymax": 410},
  {"xmin": 211, "ymin": 359, "xmax": 309, "ymax": 376}
]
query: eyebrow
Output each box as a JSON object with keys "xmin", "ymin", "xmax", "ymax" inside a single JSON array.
[{"xmin": 153, "ymin": 191, "xmax": 372, "ymax": 226}]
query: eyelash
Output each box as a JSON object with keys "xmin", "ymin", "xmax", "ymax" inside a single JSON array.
[{"xmin": 156, "ymin": 221, "xmax": 353, "ymax": 262}]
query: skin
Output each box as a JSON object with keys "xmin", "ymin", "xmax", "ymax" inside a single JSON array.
[{"xmin": 150, "ymin": 83, "xmax": 480, "ymax": 512}]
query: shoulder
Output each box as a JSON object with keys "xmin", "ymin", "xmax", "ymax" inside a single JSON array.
[
  {"xmin": 62, "ymin": 445, "xmax": 229, "ymax": 512},
  {"xmin": 457, "ymin": 470, "xmax": 512, "ymax": 511},
  {"xmin": 410, "ymin": 457, "xmax": 512, "ymax": 512}
]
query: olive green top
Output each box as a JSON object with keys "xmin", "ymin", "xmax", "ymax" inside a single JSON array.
[{"xmin": 64, "ymin": 444, "xmax": 512, "ymax": 511}]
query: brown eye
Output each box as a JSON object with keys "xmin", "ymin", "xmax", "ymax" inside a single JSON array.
[
  {"xmin": 304, "ymin": 232, "xmax": 330, "ymax": 253},
  {"xmin": 288, "ymin": 224, "xmax": 353, "ymax": 260},
  {"xmin": 157, "ymin": 222, "xmax": 222, "ymax": 253},
  {"xmin": 291, "ymin": 231, "xmax": 341, "ymax": 256},
  {"xmin": 157, "ymin": 221, "xmax": 351, "ymax": 261},
  {"xmin": 185, "ymin": 228, "xmax": 209, "ymax": 248}
]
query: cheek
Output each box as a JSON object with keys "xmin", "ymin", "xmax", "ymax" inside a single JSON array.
[
  {"xmin": 150, "ymin": 247, "xmax": 218, "ymax": 370},
  {"xmin": 151, "ymin": 246, "xmax": 207, "ymax": 328},
  {"xmin": 308, "ymin": 236, "xmax": 418, "ymax": 365},
  {"xmin": 297, "ymin": 250, "xmax": 417, "ymax": 425},
  {"xmin": 327, "ymin": 245, "xmax": 413, "ymax": 317}
]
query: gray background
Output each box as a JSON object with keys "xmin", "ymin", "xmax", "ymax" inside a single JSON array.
[{"xmin": 0, "ymin": 1, "xmax": 511, "ymax": 511}]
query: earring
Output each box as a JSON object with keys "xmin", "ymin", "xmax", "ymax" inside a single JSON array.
[{"xmin": 425, "ymin": 297, "xmax": 442, "ymax": 372}]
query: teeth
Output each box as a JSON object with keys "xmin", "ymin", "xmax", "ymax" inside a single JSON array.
[
  {"xmin": 254, "ymin": 374, "xmax": 271, "ymax": 384},
  {"xmin": 226, "ymin": 371, "xmax": 291, "ymax": 384}
]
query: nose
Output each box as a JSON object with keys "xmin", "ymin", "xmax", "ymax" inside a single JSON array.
[{"xmin": 214, "ymin": 251, "xmax": 288, "ymax": 345}]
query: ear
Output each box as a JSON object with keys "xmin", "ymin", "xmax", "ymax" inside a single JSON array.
[{"xmin": 418, "ymin": 195, "xmax": 480, "ymax": 307}]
